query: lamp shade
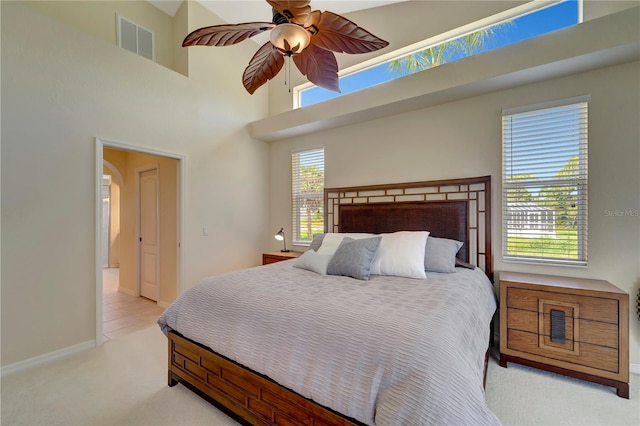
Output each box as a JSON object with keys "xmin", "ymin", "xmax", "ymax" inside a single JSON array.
[
  {"xmin": 270, "ymin": 23, "xmax": 310, "ymax": 56},
  {"xmin": 274, "ymin": 228, "xmax": 289, "ymax": 252}
]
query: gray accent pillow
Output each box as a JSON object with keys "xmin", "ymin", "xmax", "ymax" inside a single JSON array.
[
  {"xmin": 424, "ymin": 237, "xmax": 464, "ymax": 273},
  {"xmin": 327, "ymin": 236, "xmax": 382, "ymax": 280},
  {"xmin": 293, "ymin": 250, "xmax": 333, "ymax": 275},
  {"xmin": 309, "ymin": 233, "xmax": 325, "ymax": 251}
]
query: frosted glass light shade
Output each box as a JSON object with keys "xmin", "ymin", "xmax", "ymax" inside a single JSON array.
[{"xmin": 270, "ymin": 23, "xmax": 310, "ymax": 56}]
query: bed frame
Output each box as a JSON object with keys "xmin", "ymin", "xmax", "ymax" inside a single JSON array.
[{"xmin": 168, "ymin": 175, "xmax": 493, "ymax": 426}]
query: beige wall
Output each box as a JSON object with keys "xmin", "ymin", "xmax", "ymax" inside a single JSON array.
[
  {"xmin": 1, "ymin": 1, "xmax": 269, "ymax": 366},
  {"xmin": 267, "ymin": 60, "xmax": 640, "ymax": 366},
  {"xmin": 105, "ymin": 149, "xmax": 179, "ymax": 306},
  {"xmin": 102, "ymin": 162, "xmax": 122, "ymax": 267},
  {"xmin": 583, "ymin": 0, "xmax": 638, "ymax": 20},
  {"xmin": 267, "ymin": 0, "xmax": 640, "ymax": 115},
  {"xmin": 103, "ymin": 149, "xmax": 126, "ymax": 268},
  {"xmin": 109, "ymin": 180, "xmax": 121, "ymax": 267},
  {"xmin": 172, "ymin": 0, "xmax": 189, "ymax": 77},
  {"xmin": 24, "ymin": 0, "xmax": 183, "ymax": 74}
]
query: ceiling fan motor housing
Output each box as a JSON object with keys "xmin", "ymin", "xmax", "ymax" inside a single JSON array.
[{"xmin": 272, "ymin": 9, "xmax": 290, "ymax": 25}]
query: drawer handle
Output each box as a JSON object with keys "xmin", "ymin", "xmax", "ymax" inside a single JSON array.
[{"xmin": 550, "ymin": 309, "xmax": 566, "ymax": 344}]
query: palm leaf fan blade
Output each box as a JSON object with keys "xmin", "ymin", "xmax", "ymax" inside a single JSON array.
[
  {"xmin": 183, "ymin": 22, "xmax": 275, "ymax": 47},
  {"xmin": 267, "ymin": 0, "xmax": 311, "ymax": 24},
  {"xmin": 243, "ymin": 42, "xmax": 285, "ymax": 94},
  {"xmin": 306, "ymin": 11, "xmax": 388, "ymax": 54},
  {"xmin": 293, "ymin": 43, "xmax": 340, "ymax": 92}
]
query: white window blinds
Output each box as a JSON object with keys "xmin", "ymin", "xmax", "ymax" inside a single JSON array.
[
  {"xmin": 292, "ymin": 148, "xmax": 324, "ymax": 244},
  {"xmin": 502, "ymin": 96, "xmax": 588, "ymax": 265}
]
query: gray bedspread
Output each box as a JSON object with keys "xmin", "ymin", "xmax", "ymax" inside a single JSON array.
[{"xmin": 158, "ymin": 260, "xmax": 500, "ymax": 426}]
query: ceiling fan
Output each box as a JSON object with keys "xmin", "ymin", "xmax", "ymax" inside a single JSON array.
[{"xmin": 182, "ymin": 0, "xmax": 389, "ymax": 94}]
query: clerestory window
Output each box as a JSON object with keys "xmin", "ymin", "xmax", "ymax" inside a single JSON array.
[{"xmin": 296, "ymin": 0, "xmax": 580, "ymax": 108}]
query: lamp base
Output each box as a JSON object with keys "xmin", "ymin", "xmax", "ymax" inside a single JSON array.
[{"xmin": 280, "ymin": 249, "xmax": 290, "ymax": 252}]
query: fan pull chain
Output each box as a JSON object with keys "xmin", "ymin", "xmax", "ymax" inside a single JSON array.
[
  {"xmin": 288, "ymin": 57, "xmax": 292, "ymax": 93},
  {"xmin": 283, "ymin": 56, "xmax": 292, "ymax": 93},
  {"xmin": 284, "ymin": 56, "xmax": 288, "ymax": 87}
]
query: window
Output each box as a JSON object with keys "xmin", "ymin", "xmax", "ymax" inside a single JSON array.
[
  {"xmin": 117, "ymin": 15, "xmax": 154, "ymax": 61},
  {"xmin": 297, "ymin": 0, "xmax": 580, "ymax": 108},
  {"xmin": 292, "ymin": 148, "xmax": 324, "ymax": 245},
  {"xmin": 502, "ymin": 96, "xmax": 589, "ymax": 265}
]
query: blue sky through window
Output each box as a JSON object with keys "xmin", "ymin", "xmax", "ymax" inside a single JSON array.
[{"xmin": 299, "ymin": 0, "xmax": 579, "ymax": 107}]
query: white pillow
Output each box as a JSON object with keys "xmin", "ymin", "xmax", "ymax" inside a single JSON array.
[
  {"xmin": 370, "ymin": 231, "xmax": 430, "ymax": 279},
  {"xmin": 293, "ymin": 250, "xmax": 333, "ymax": 275},
  {"xmin": 316, "ymin": 233, "xmax": 375, "ymax": 256}
]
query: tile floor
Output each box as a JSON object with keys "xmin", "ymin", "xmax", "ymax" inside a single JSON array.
[{"xmin": 103, "ymin": 268, "xmax": 165, "ymax": 341}]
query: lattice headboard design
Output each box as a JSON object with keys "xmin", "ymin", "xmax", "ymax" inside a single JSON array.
[{"xmin": 324, "ymin": 176, "xmax": 492, "ymax": 277}]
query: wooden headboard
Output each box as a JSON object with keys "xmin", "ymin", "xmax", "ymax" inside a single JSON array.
[{"xmin": 324, "ymin": 176, "xmax": 492, "ymax": 278}]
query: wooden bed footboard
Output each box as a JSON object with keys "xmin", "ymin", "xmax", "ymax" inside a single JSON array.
[
  {"xmin": 168, "ymin": 330, "xmax": 363, "ymax": 426},
  {"xmin": 168, "ymin": 330, "xmax": 493, "ymax": 426}
]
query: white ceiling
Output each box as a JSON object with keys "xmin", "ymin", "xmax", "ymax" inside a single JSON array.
[
  {"xmin": 147, "ymin": 0, "xmax": 183, "ymax": 17},
  {"xmin": 148, "ymin": 1, "xmax": 406, "ymax": 22}
]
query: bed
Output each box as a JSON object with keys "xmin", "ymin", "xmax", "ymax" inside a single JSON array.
[{"xmin": 159, "ymin": 175, "xmax": 499, "ymax": 426}]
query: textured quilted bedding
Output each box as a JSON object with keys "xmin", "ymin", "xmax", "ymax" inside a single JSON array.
[{"xmin": 158, "ymin": 260, "xmax": 500, "ymax": 425}]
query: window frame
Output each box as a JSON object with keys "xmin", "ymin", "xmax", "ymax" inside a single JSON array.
[
  {"xmin": 502, "ymin": 95, "xmax": 589, "ymax": 266},
  {"xmin": 294, "ymin": 0, "xmax": 582, "ymax": 109},
  {"xmin": 291, "ymin": 147, "xmax": 325, "ymax": 246}
]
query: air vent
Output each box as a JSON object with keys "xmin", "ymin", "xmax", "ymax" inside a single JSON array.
[{"xmin": 117, "ymin": 15, "xmax": 154, "ymax": 61}]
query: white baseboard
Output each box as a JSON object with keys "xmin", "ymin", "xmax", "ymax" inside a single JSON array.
[
  {"xmin": 1, "ymin": 340, "xmax": 95, "ymax": 377},
  {"xmin": 631, "ymin": 362, "xmax": 640, "ymax": 375},
  {"xmin": 118, "ymin": 286, "xmax": 137, "ymax": 297}
]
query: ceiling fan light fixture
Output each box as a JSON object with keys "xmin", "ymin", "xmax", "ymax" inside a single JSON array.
[
  {"xmin": 270, "ymin": 23, "xmax": 311, "ymax": 56},
  {"xmin": 182, "ymin": 1, "xmax": 389, "ymax": 94}
]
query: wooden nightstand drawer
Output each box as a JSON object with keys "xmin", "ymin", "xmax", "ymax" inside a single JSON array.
[
  {"xmin": 499, "ymin": 271, "xmax": 629, "ymax": 398},
  {"xmin": 579, "ymin": 320, "xmax": 619, "ymax": 348},
  {"xmin": 507, "ymin": 307, "xmax": 620, "ymax": 350},
  {"xmin": 506, "ymin": 328, "xmax": 619, "ymax": 373},
  {"xmin": 507, "ymin": 287, "xmax": 619, "ymax": 324},
  {"xmin": 506, "ymin": 308, "xmax": 538, "ymax": 333},
  {"xmin": 262, "ymin": 251, "xmax": 302, "ymax": 265}
]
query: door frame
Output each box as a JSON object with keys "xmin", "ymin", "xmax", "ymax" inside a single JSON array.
[{"xmin": 95, "ymin": 138, "xmax": 186, "ymax": 346}]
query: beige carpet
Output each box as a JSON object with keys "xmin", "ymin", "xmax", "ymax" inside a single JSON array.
[{"xmin": 1, "ymin": 325, "xmax": 638, "ymax": 425}]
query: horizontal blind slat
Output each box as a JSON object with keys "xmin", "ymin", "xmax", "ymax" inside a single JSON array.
[
  {"xmin": 502, "ymin": 99, "xmax": 588, "ymax": 264},
  {"xmin": 292, "ymin": 148, "xmax": 325, "ymax": 244}
]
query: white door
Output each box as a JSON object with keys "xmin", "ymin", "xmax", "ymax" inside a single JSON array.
[{"xmin": 139, "ymin": 168, "xmax": 159, "ymax": 301}]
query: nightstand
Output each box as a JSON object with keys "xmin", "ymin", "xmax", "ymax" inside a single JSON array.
[
  {"xmin": 262, "ymin": 251, "xmax": 302, "ymax": 265},
  {"xmin": 499, "ymin": 271, "xmax": 629, "ymax": 398}
]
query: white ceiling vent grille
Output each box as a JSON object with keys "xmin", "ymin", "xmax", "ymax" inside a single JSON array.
[{"xmin": 117, "ymin": 15, "xmax": 154, "ymax": 61}]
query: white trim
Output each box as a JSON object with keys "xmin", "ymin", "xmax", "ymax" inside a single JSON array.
[
  {"xmin": 631, "ymin": 362, "xmax": 640, "ymax": 376},
  {"xmin": 1, "ymin": 340, "xmax": 95, "ymax": 377},
  {"xmin": 103, "ymin": 159, "xmax": 124, "ymax": 186},
  {"xmin": 502, "ymin": 94, "xmax": 591, "ymax": 116},
  {"xmin": 95, "ymin": 142, "xmax": 104, "ymax": 346},
  {"xmin": 290, "ymin": 144, "xmax": 325, "ymax": 155},
  {"xmin": 95, "ymin": 138, "xmax": 187, "ymax": 347},
  {"xmin": 118, "ymin": 286, "xmax": 137, "ymax": 297}
]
